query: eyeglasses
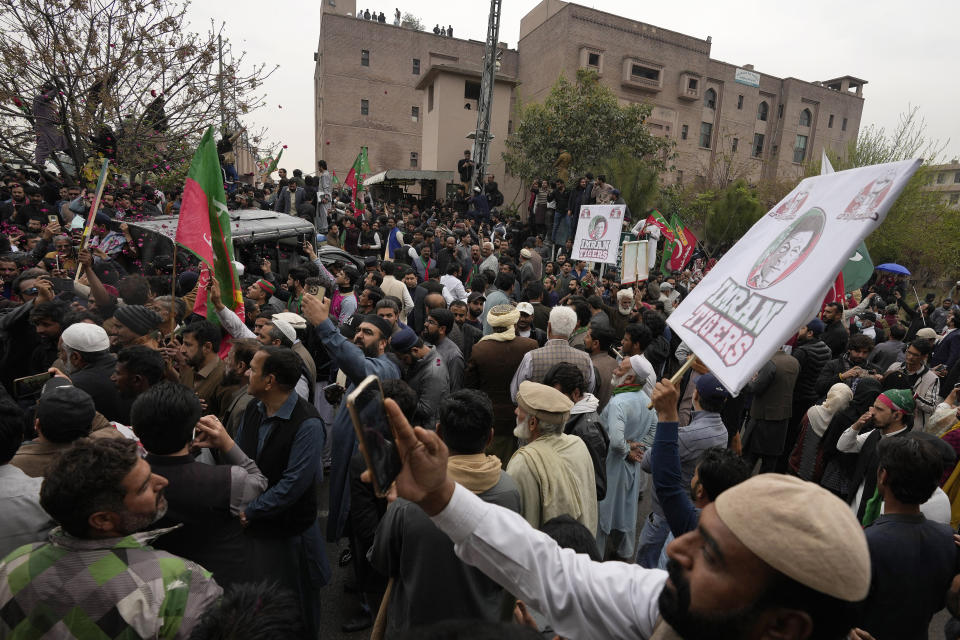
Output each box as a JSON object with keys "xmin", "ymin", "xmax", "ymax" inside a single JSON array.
[{"xmin": 20, "ymin": 287, "xmax": 38, "ymax": 296}]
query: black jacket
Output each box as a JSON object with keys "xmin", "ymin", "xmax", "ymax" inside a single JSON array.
[
  {"xmin": 821, "ymin": 320, "xmax": 849, "ymax": 359},
  {"xmin": 564, "ymin": 410, "xmax": 609, "ymax": 501},
  {"xmin": 792, "ymin": 338, "xmax": 832, "ymax": 411}
]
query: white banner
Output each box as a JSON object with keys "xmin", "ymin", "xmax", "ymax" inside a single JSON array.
[
  {"xmin": 621, "ymin": 240, "xmax": 649, "ymax": 284},
  {"xmin": 570, "ymin": 204, "xmax": 625, "ymax": 265},
  {"xmin": 667, "ymin": 159, "xmax": 920, "ymax": 393}
]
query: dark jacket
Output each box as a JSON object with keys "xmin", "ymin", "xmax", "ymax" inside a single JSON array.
[
  {"xmin": 821, "ymin": 320, "xmax": 849, "ymax": 359},
  {"xmin": 814, "ymin": 354, "xmax": 881, "ymax": 399},
  {"xmin": 564, "ymin": 410, "xmax": 609, "ymax": 500},
  {"xmin": 792, "ymin": 337, "xmax": 832, "ymax": 411},
  {"xmin": 70, "ymin": 354, "xmax": 123, "ymax": 422},
  {"xmin": 465, "ymin": 337, "xmax": 539, "ymax": 438},
  {"xmin": 405, "ymin": 347, "xmax": 450, "ymax": 427}
]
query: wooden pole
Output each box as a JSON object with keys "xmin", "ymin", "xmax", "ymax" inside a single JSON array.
[{"xmin": 648, "ymin": 354, "xmax": 699, "ymax": 409}]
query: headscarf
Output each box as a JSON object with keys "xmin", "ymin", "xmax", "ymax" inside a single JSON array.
[
  {"xmin": 806, "ymin": 383, "xmax": 854, "ymax": 437},
  {"xmin": 480, "ymin": 304, "xmax": 520, "ymax": 343}
]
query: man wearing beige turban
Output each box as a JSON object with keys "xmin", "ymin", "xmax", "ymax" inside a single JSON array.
[
  {"xmin": 465, "ymin": 304, "xmax": 538, "ymax": 464},
  {"xmin": 381, "ymin": 378, "xmax": 874, "ymax": 640}
]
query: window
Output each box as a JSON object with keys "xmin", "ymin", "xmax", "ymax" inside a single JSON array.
[
  {"xmin": 699, "ymin": 122, "xmax": 713, "ymax": 148},
  {"xmin": 588, "ymin": 52, "xmax": 600, "ymax": 67},
  {"xmin": 732, "ymin": 137, "xmax": 739, "ymax": 153},
  {"xmin": 828, "ymin": 114, "xmax": 834, "ymax": 128},
  {"xmin": 703, "ymin": 88, "xmax": 716, "ymax": 109},
  {"xmin": 757, "ymin": 101, "xmax": 768, "ymax": 121},
  {"xmin": 937, "ymin": 172, "xmax": 947, "ymax": 184},
  {"xmin": 842, "ymin": 117, "xmax": 848, "ymax": 131},
  {"xmin": 688, "ymin": 78, "xmax": 698, "ymax": 90},
  {"xmin": 631, "ymin": 63, "xmax": 660, "ymax": 82},
  {"xmin": 737, "ymin": 94, "xmax": 744, "ymax": 109},
  {"xmin": 752, "ymin": 133, "xmax": 765, "ymax": 157},
  {"xmin": 411, "ymin": 106, "xmax": 419, "ymax": 122},
  {"xmin": 777, "ymin": 104, "xmax": 783, "ymax": 119},
  {"xmin": 799, "ymin": 109, "xmax": 811, "ymax": 127},
  {"xmin": 410, "ymin": 152, "xmax": 418, "ymax": 168},
  {"xmin": 677, "ymin": 170, "xmax": 684, "ymax": 184},
  {"xmin": 427, "ymin": 84, "xmax": 434, "ymax": 112},
  {"xmin": 464, "ymin": 81, "xmax": 481, "ymax": 101},
  {"xmin": 361, "ymin": 49, "xmax": 369, "ymax": 66},
  {"xmin": 680, "ymin": 124, "xmax": 688, "ymax": 140},
  {"xmin": 950, "ymin": 193, "xmax": 960, "ymax": 205},
  {"xmin": 412, "ymin": 58, "xmax": 420, "ymax": 75},
  {"xmin": 360, "ymin": 99, "xmax": 369, "ymax": 115},
  {"xmin": 772, "ymin": 144, "xmax": 779, "ymax": 156},
  {"xmin": 793, "ymin": 134, "xmax": 808, "ymax": 163},
  {"xmin": 955, "ymin": 172, "xmax": 960, "ymax": 183}
]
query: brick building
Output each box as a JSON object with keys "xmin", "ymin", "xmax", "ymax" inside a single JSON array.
[
  {"xmin": 925, "ymin": 161, "xmax": 960, "ymax": 209},
  {"xmin": 314, "ymin": 0, "xmax": 868, "ymax": 202}
]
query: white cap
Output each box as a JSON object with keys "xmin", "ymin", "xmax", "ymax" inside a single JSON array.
[
  {"xmin": 660, "ymin": 282, "xmax": 674, "ymax": 290},
  {"xmin": 270, "ymin": 318, "xmax": 297, "ymax": 344},
  {"xmin": 272, "ymin": 312, "xmax": 307, "ymax": 330},
  {"xmin": 516, "ymin": 302, "xmax": 534, "ymax": 315},
  {"xmin": 61, "ymin": 323, "xmax": 110, "ymax": 352},
  {"xmin": 520, "ymin": 248, "xmax": 533, "ymax": 259},
  {"xmin": 629, "ymin": 354, "xmax": 655, "ymax": 385},
  {"xmin": 232, "ymin": 260, "xmax": 245, "ymax": 277}
]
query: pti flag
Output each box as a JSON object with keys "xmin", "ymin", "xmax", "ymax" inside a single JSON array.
[
  {"xmin": 176, "ymin": 127, "xmax": 244, "ymax": 322},
  {"xmin": 666, "ymin": 158, "xmax": 920, "ymax": 394},
  {"xmin": 265, "ymin": 148, "xmax": 283, "ymax": 176},
  {"xmin": 345, "ymin": 147, "xmax": 370, "ymax": 211},
  {"xmin": 667, "ymin": 215, "xmax": 697, "ymax": 272}
]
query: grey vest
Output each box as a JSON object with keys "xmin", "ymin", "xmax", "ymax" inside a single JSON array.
[{"xmin": 529, "ymin": 339, "xmax": 594, "ymax": 384}]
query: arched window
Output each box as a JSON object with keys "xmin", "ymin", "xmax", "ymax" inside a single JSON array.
[
  {"xmin": 757, "ymin": 101, "xmax": 769, "ymax": 121},
  {"xmin": 704, "ymin": 88, "xmax": 716, "ymax": 110},
  {"xmin": 799, "ymin": 108, "xmax": 812, "ymax": 127}
]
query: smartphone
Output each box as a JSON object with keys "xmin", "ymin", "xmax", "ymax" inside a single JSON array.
[
  {"xmin": 306, "ymin": 284, "xmax": 325, "ymax": 299},
  {"xmin": 13, "ymin": 372, "xmax": 53, "ymax": 400},
  {"xmin": 47, "ymin": 215, "xmax": 58, "ymax": 224},
  {"xmin": 49, "ymin": 277, "xmax": 74, "ymax": 293},
  {"xmin": 347, "ymin": 375, "xmax": 402, "ymax": 497}
]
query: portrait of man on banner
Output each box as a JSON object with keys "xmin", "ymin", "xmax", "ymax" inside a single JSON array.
[{"xmin": 746, "ymin": 208, "xmax": 825, "ymax": 290}]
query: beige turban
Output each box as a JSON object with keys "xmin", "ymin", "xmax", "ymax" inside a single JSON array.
[
  {"xmin": 714, "ymin": 474, "xmax": 870, "ymax": 602},
  {"xmin": 480, "ymin": 304, "xmax": 520, "ymax": 343}
]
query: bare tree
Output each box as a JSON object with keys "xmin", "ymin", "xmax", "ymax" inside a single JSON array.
[{"xmin": 0, "ymin": 0, "xmax": 276, "ymax": 182}]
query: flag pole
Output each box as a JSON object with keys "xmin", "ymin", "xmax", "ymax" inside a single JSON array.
[
  {"xmin": 169, "ymin": 241, "xmax": 178, "ymax": 336},
  {"xmin": 74, "ymin": 159, "xmax": 111, "ymax": 283}
]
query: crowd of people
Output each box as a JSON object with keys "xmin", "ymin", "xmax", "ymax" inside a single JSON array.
[{"xmin": 1, "ymin": 158, "xmax": 959, "ymax": 640}]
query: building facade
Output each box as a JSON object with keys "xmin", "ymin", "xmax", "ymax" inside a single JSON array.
[
  {"xmin": 314, "ymin": 0, "xmax": 868, "ymax": 203},
  {"xmin": 925, "ymin": 161, "xmax": 960, "ymax": 209},
  {"xmin": 314, "ymin": 0, "xmax": 519, "ymax": 200}
]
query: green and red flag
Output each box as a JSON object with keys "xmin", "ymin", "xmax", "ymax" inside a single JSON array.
[
  {"xmin": 344, "ymin": 147, "xmax": 370, "ymax": 211},
  {"xmin": 265, "ymin": 148, "xmax": 283, "ymax": 176},
  {"xmin": 666, "ymin": 214, "xmax": 697, "ymax": 272},
  {"xmin": 641, "ymin": 210, "xmax": 676, "ymax": 242},
  {"xmin": 176, "ymin": 127, "xmax": 244, "ymax": 322}
]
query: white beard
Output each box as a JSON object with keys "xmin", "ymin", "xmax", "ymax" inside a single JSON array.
[
  {"xmin": 513, "ymin": 417, "xmax": 532, "ymax": 441},
  {"xmin": 618, "ymin": 306, "xmax": 632, "ymax": 316},
  {"xmin": 611, "ymin": 372, "xmax": 631, "ymax": 387}
]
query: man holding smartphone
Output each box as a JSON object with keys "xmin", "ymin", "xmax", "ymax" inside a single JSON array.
[{"xmin": 300, "ymin": 293, "xmax": 400, "ymax": 546}]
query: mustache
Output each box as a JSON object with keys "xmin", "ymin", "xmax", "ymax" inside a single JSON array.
[{"xmin": 663, "ymin": 558, "xmax": 691, "ymax": 613}]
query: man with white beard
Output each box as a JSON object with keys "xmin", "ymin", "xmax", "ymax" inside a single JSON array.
[
  {"xmin": 596, "ymin": 356, "xmax": 657, "ymax": 560},
  {"xmin": 505, "ymin": 381, "xmax": 598, "ymax": 535}
]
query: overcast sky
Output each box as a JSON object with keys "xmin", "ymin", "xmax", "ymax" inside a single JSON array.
[{"xmin": 187, "ymin": 0, "xmax": 960, "ymax": 174}]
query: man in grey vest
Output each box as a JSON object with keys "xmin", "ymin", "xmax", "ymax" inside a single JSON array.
[
  {"xmin": 510, "ymin": 305, "xmax": 595, "ymax": 402},
  {"xmin": 316, "ymin": 160, "xmax": 332, "ymax": 233}
]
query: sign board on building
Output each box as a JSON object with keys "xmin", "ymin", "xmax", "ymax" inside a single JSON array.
[
  {"xmin": 734, "ymin": 68, "xmax": 761, "ymax": 87},
  {"xmin": 667, "ymin": 158, "xmax": 920, "ymax": 394},
  {"xmin": 571, "ymin": 205, "xmax": 625, "ymax": 265}
]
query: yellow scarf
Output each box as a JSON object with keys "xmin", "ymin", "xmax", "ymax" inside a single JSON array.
[{"xmin": 447, "ymin": 454, "xmax": 503, "ymax": 494}]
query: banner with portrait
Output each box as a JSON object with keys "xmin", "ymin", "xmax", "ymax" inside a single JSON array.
[
  {"xmin": 570, "ymin": 204, "xmax": 625, "ymax": 265},
  {"xmin": 667, "ymin": 158, "xmax": 920, "ymax": 394}
]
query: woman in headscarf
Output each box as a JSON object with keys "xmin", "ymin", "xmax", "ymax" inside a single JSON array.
[
  {"xmin": 818, "ymin": 377, "xmax": 881, "ymax": 499},
  {"xmin": 789, "ymin": 382, "xmax": 854, "ymax": 482}
]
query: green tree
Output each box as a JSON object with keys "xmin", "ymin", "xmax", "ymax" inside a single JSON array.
[
  {"xmin": 503, "ymin": 69, "xmax": 671, "ymax": 184},
  {"xmin": 703, "ymin": 180, "xmax": 765, "ymax": 253},
  {"xmin": 600, "ymin": 150, "xmax": 659, "ymax": 221}
]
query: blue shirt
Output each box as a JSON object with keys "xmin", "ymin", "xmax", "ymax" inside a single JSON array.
[
  {"xmin": 237, "ymin": 391, "xmax": 324, "ymax": 521},
  {"xmin": 650, "ymin": 421, "xmax": 701, "ymax": 537}
]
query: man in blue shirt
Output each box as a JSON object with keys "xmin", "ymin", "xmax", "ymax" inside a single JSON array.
[
  {"xmin": 236, "ymin": 346, "xmax": 328, "ymax": 639},
  {"xmin": 300, "ymin": 293, "xmax": 400, "ymax": 543}
]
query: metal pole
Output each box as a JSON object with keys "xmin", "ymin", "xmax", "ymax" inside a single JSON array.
[{"xmin": 472, "ymin": 0, "xmax": 501, "ymax": 192}]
